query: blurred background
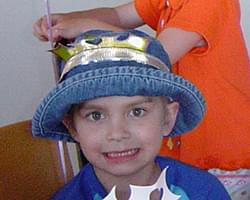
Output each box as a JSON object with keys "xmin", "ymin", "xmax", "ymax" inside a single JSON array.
[{"xmin": 0, "ymin": 0, "xmax": 249, "ymax": 126}]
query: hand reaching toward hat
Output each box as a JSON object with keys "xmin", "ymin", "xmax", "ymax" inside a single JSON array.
[{"xmin": 33, "ymin": 14, "xmax": 123, "ymax": 42}]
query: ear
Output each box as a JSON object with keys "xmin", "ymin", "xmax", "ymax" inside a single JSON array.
[
  {"xmin": 62, "ymin": 116, "xmax": 80, "ymax": 142},
  {"xmin": 161, "ymin": 102, "xmax": 179, "ymax": 136}
]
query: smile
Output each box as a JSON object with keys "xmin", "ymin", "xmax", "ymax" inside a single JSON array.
[{"xmin": 103, "ymin": 148, "xmax": 140, "ymax": 162}]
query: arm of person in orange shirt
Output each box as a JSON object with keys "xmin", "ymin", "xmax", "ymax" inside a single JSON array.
[
  {"xmin": 32, "ymin": 1, "xmax": 205, "ymax": 64},
  {"xmin": 32, "ymin": 2, "xmax": 143, "ymax": 41},
  {"xmin": 158, "ymin": 28, "xmax": 205, "ymax": 64}
]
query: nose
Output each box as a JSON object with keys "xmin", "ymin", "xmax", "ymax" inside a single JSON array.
[{"xmin": 106, "ymin": 116, "xmax": 131, "ymax": 141}]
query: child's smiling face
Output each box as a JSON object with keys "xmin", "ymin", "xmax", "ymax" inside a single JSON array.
[{"xmin": 65, "ymin": 96, "xmax": 178, "ymax": 180}]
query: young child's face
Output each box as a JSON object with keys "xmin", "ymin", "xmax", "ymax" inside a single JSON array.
[{"xmin": 66, "ymin": 96, "xmax": 178, "ymax": 178}]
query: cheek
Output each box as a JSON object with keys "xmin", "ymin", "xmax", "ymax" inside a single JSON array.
[
  {"xmin": 140, "ymin": 130, "xmax": 163, "ymax": 156},
  {"xmin": 77, "ymin": 134, "xmax": 103, "ymax": 161},
  {"xmin": 76, "ymin": 130, "xmax": 102, "ymax": 147},
  {"xmin": 136, "ymin": 120, "xmax": 163, "ymax": 144},
  {"xmin": 74, "ymin": 119, "xmax": 99, "ymax": 140},
  {"xmin": 74, "ymin": 124, "xmax": 103, "ymax": 151}
]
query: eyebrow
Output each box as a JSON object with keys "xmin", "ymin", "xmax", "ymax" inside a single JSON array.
[
  {"xmin": 79, "ymin": 96, "xmax": 155, "ymax": 110},
  {"xmin": 78, "ymin": 102, "xmax": 103, "ymax": 110},
  {"xmin": 128, "ymin": 97, "xmax": 154, "ymax": 107}
]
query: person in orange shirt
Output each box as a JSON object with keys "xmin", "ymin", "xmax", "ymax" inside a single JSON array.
[{"xmin": 33, "ymin": 0, "xmax": 250, "ymax": 199}]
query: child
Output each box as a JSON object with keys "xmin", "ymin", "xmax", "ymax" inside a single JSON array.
[
  {"xmin": 32, "ymin": 30, "xmax": 231, "ymax": 199},
  {"xmin": 33, "ymin": 1, "xmax": 250, "ymax": 198}
]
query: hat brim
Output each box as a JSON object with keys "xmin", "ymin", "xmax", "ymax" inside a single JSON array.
[{"xmin": 32, "ymin": 65, "xmax": 205, "ymax": 142}]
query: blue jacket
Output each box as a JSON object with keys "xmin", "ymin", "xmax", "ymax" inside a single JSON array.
[{"xmin": 52, "ymin": 156, "xmax": 231, "ymax": 200}]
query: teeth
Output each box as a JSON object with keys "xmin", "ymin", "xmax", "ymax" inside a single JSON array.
[{"xmin": 107, "ymin": 149, "xmax": 138, "ymax": 158}]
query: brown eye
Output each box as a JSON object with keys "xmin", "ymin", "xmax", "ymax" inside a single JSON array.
[
  {"xmin": 130, "ymin": 108, "xmax": 145, "ymax": 117},
  {"xmin": 88, "ymin": 111, "xmax": 104, "ymax": 121}
]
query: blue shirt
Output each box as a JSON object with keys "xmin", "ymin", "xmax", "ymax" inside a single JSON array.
[{"xmin": 51, "ymin": 156, "xmax": 231, "ymax": 200}]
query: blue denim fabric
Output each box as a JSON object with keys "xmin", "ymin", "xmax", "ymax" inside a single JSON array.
[{"xmin": 32, "ymin": 30, "xmax": 206, "ymax": 142}]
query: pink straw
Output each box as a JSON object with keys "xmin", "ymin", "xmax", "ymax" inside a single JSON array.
[
  {"xmin": 44, "ymin": 0, "xmax": 53, "ymax": 48},
  {"xmin": 44, "ymin": 0, "xmax": 60, "ymax": 81}
]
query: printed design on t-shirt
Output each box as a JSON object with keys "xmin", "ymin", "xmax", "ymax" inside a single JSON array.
[{"xmin": 95, "ymin": 167, "xmax": 189, "ymax": 200}]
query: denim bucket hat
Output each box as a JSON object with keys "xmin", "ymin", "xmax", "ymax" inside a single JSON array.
[{"xmin": 32, "ymin": 29, "xmax": 206, "ymax": 142}]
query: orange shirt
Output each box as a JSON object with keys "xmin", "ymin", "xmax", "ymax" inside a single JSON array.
[{"xmin": 135, "ymin": 0, "xmax": 250, "ymax": 170}]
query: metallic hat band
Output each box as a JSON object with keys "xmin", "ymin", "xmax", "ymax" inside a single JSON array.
[{"xmin": 60, "ymin": 47, "xmax": 169, "ymax": 81}]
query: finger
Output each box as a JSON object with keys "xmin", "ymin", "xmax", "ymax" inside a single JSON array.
[
  {"xmin": 42, "ymin": 14, "xmax": 62, "ymax": 41},
  {"xmin": 50, "ymin": 13, "xmax": 63, "ymax": 25},
  {"xmin": 51, "ymin": 28, "xmax": 63, "ymax": 42},
  {"xmin": 32, "ymin": 18, "xmax": 48, "ymax": 41},
  {"xmin": 40, "ymin": 16, "xmax": 50, "ymax": 37},
  {"xmin": 51, "ymin": 23, "xmax": 75, "ymax": 41}
]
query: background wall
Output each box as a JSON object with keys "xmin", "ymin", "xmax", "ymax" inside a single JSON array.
[
  {"xmin": 0, "ymin": 0, "xmax": 249, "ymax": 126},
  {"xmin": 240, "ymin": 0, "xmax": 250, "ymax": 52}
]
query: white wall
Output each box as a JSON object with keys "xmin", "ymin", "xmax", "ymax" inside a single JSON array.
[
  {"xmin": 0, "ymin": 0, "xmax": 249, "ymax": 126},
  {"xmin": 240, "ymin": 0, "xmax": 250, "ymax": 53}
]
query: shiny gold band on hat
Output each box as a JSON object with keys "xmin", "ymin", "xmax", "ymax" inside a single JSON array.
[{"xmin": 59, "ymin": 47, "xmax": 170, "ymax": 81}]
